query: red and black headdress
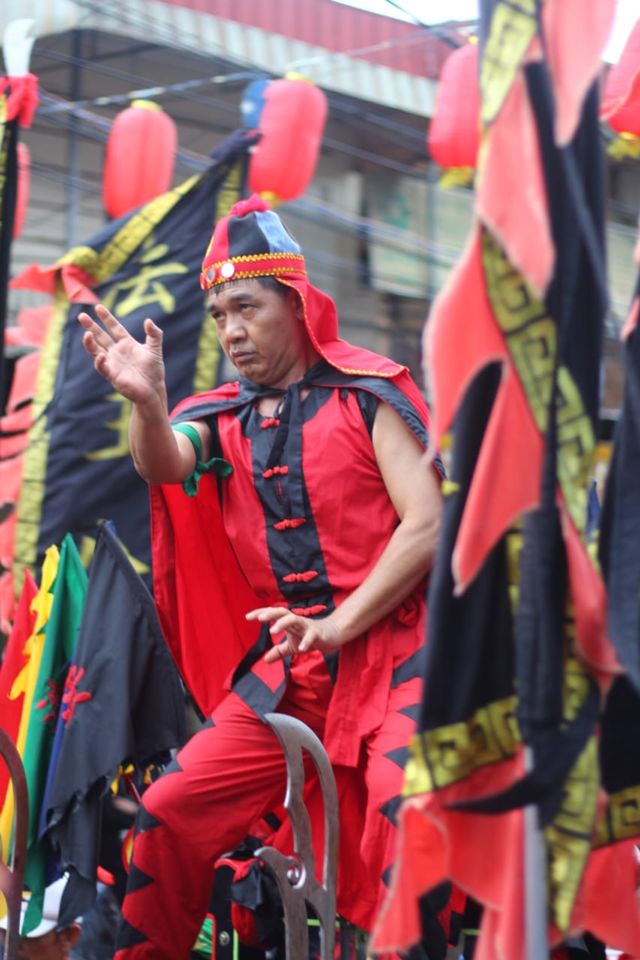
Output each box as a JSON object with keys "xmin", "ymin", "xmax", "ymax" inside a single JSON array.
[{"xmin": 200, "ymin": 195, "xmax": 405, "ymax": 378}]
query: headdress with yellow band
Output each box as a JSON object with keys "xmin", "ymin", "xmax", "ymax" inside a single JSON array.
[
  {"xmin": 200, "ymin": 195, "xmax": 307, "ymax": 290},
  {"xmin": 200, "ymin": 194, "xmax": 407, "ymax": 379}
]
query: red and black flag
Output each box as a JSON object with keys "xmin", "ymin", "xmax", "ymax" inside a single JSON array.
[
  {"xmin": 373, "ymin": 3, "xmax": 634, "ymax": 958},
  {"xmin": 0, "ymin": 72, "xmax": 38, "ymax": 408},
  {"xmin": 10, "ymin": 129, "xmax": 255, "ymax": 589},
  {"xmin": 372, "ymin": 362, "xmax": 525, "ymax": 956},
  {"xmin": 40, "ymin": 521, "xmax": 187, "ymax": 927}
]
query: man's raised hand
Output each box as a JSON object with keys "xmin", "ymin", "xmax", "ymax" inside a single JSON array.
[{"xmin": 78, "ymin": 304, "xmax": 167, "ymax": 411}]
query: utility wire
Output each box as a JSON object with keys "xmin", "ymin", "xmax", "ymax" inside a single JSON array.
[
  {"xmin": 37, "ymin": 71, "xmax": 264, "ymax": 116},
  {"xmin": 32, "ymin": 44, "xmax": 429, "ymax": 147},
  {"xmin": 383, "ymin": 0, "xmax": 465, "ymax": 47}
]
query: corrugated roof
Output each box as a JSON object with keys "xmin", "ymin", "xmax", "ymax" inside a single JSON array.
[
  {"xmin": 156, "ymin": 0, "xmax": 452, "ymax": 78},
  {"xmin": 1, "ymin": 0, "xmax": 441, "ymax": 117}
]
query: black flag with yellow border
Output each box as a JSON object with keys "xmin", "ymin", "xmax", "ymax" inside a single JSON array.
[{"xmin": 11, "ymin": 129, "xmax": 254, "ymax": 585}]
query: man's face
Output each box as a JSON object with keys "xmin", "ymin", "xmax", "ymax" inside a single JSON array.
[
  {"xmin": 0, "ymin": 924, "xmax": 80, "ymax": 960},
  {"xmin": 207, "ymin": 279, "xmax": 314, "ymax": 389}
]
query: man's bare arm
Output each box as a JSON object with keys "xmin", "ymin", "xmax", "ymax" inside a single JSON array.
[{"xmin": 78, "ymin": 303, "xmax": 210, "ymax": 484}]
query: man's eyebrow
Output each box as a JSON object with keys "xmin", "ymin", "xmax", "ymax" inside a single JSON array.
[{"xmin": 209, "ymin": 289, "xmax": 258, "ymax": 307}]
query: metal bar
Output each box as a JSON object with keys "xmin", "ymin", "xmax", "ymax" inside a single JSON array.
[{"xmin": 257, "ymin": 713, "xmax": 339, "ymax": 960}]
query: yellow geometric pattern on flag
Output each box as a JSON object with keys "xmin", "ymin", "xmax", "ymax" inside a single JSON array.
[
  {"xmin": 594, "ymin": 785, "xmax": 640, "ymax": 847},
  {"xmin": 481, "ymin": 229, "xmax": 596, "ymax": 540},
  {"xmin": 403, "ymin": 695, "xmax": 520, "ymax": 796},
  {"xmin": 545, "ymin": 734, "xmax": 599, "ymax": 931},
  {"xmin": 480, "ymin": 0, "xmax": 541, "ymax": 125}
]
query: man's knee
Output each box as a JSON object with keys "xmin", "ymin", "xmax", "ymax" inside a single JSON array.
[{"xmin": 136, "ymin": 759, "xmax": 185, "ymax": 833}]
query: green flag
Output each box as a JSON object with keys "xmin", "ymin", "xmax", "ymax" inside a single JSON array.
[{"xmin": 21, "ymin": 534, "xmax": 87, "ymax": 933}]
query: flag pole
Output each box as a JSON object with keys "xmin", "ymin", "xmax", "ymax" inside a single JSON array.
[{"xmin": 524, "ymin": 746, "xmax": 548, "ymax": 960}]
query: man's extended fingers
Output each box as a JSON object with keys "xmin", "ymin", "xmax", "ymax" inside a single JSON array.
[
  {"xmin": 246, "ymin": 606, "xmax": 290, "ymax": 624},
  {"xmin": 81, "ymin": 330, "xmax": 98, "ymax": 358},
  {"xmin": 94, "ymin": 303, "xmax": 129, "ymax": 341},
  {"xmin": 143, "ymin": 317, "xmax": 163, "ymax": 347},
  {"xmin": 264, "ymin": 643, "xmax": 289, "ymax": 664},
  {"xmin": 78, "ymin": 312, "xmax": 114, "ymax": 352}
]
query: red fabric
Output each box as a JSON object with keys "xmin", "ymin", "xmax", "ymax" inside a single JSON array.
[
  {"xmin": 0, "ymin": 570, "xmax": 37, "ymax": 804},
  {"xmin": 10, "ymin": 261, "xmax": 98, "ymax": 303},
  {"xmin": 372, "ymin": 751, "xmax": 524, "ymax": 956},
  {"xmin": 541, "ymin": 0, "xmax": 616, "ymax": 145},
  {"xmin": 3, "ymin": 350, "xmax": 39, "ymax": 412},
  {"xmin": 155, "ymin": 385, "xmax": 427, "ymax": 762},
  {"xmin": 426, "ymin": 229, "xmax": 543, "ymax": 590},
  {"xmin": 561, "ymin": 504, "xmax": 620, "ymax": 683},
  {"xmin": 477, "ymin": 70, "xmax": 553, "ymax": 297},
  {"xmin": 117, "ymin": 652, "xmax": 424, "ymax": 958},
  {"xmin": 602, "ymin": 17, "xmax": 640, "ymax": 134},
  {"xmin": 571, "ymin": 840, "xmax": 640, "ymax": 955},
  {"xmin": 0, "ymin": 408, "xmax": 30, "ymax": 459},
  {"xmin": 150, "ymin": 473, "xmax": 261, "ymax": 716},
  {"xmin": 0, "ymin": 74, "xmax": 39, "ymax": 127}
]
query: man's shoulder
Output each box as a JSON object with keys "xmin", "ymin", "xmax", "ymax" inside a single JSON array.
[{"xmin": 170, "ymin": 381, "xmax": 246, "ymax": 422}]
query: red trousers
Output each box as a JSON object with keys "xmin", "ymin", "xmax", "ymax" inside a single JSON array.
[{"xmin": 115, "ymin": 654, "xmax": 421, "ymax": 959}]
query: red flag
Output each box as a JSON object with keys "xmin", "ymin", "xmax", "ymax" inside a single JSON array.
[{"xmin": 0, "ymin": 568, "xmax": 37, "ymax": 802}]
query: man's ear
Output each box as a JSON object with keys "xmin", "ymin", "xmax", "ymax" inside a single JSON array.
[
  {"xmin": 291, "ymin": 290, "xmax": 303, "ymax": 322},
  {"xmin": 58, "ymin": 922, "xmax": 81, "ymax": 951}
]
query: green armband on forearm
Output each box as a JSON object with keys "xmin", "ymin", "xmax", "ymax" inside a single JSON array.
[{"xmin": 172, "ymin": 422, "xmax": 233, "ymax": 497}]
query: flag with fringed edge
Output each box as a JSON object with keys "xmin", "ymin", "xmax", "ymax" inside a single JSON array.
[
  {"xmin": 372, "ymin": 3, "xmax": 640, "ymax": 958},
  {"xmin": 40, "ymin": 521, "xmax": 186, "ymax": 927}
]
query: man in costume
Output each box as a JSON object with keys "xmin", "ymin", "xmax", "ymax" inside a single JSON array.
[
  {"xmin": 0, "ymin": 877, "xmax": 81, "ymax": 960},
  {"xmin": 78, "ymin": 195, "xmax": 443, "ymax": 960}
]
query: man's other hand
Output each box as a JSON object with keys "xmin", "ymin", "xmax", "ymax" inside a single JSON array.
[{"xmin": 246, "ymin": 607, "xmax": 343, "ymax": 662}]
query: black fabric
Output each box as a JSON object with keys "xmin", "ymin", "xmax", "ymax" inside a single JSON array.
[
  {"xmin": 599, "ymin": 674, "xmax": 640, "ymax": 796},
  {"xmin": 483, "ymin": 67, "xmax": 607, "ymax": 818},
  {"xmin": 19, "ymin": 129, "xmax": 252, "ymax": 583},
  {"xmin": 175, "ymin": 360, "xmax": 433, "ymax": 455},
  {"xmin": 228, "ymin": 210, "xmax": 277, "ymax": 258},
  {"xmin": 230, "ymin": 859, "xmax": 284, "ymax": 950},
  {"xmin": 407, "ymin": 884, "xmax": 452, "ymax": 960},
  {"xmin": 0, "ymin": 112, "xmax": 18, "ymax": 410},
  {"xmin": 420, "ymin": 363, "xmax": 515, "ymax": 734},
  {"xmin": 41, "ymin": 521, "xmax": 187, "ymax": 926},
  {"xmin": 599, "ymin": 273, "xmax": 640, "ymax": 690}
]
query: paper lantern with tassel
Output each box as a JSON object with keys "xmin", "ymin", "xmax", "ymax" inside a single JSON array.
[
  {"xmin": 248, "ymin": 74, "xmax": 327, "ymax": 206},
  {"xmin": 103, "ymin": 100, "xmax": 177, "ymax": 219},
  {"xmin": 427, "ymin": 42, "xmax": 480, "ymax": 186}
]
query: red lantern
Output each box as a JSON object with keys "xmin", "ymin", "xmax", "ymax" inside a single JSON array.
[
  {"xmin": 428, "ymin": 42, "xmax": 480, "ymax": 171},
  {"xmin": 13, "ymin": 141, "xmax": 30, "ymax": 238},
  {"xmin": 602, "ymin": 18, "xmax": 640, "ymax": 137},
  {"xmin": 248, "ymin": 75, "xmax": 327, "ymax": 205},
  {"xmin": 103, "ymin": 100, "xmax": 177, "ymax": 219}
]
